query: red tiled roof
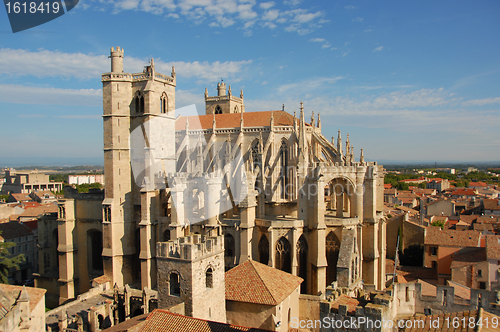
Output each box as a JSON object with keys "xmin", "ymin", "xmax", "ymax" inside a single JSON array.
[
  {"xmin": 0, "ymin": 222, "xmax": 32, "ymax": 239},
  {"xmin": 225, "ymin": 260, "xmax": 302, "ymax": 306},
  {"xmin": 141, "ymin": 309, "xmax": 271, "ymax": 332},
  {"xmin": 0, "ymin": 284, "xmax": 46, "ymax": 312},
  {"xmin": 424, "ymin": 227, "xmax": 481, "ymax": 247},
  {"xmin": 486, "ymin": 235, "xmax": 500, "ymax": 260},
  {"xmin": 484, "ymin": 199, "xmax": 500, "ymax": 211},
  {"xmin": 451, "ymin": 189, "xmax": 478, "ymax": 196},
  {"xmin": 469, "ymin": 182, "xmax": 488, "ymax": 187},
  {"xmin": 329, "ymin": 295, "xmax": 359, "ymax": 314},
  {"xmin": 450, "ymin": 248, "xmax": 486, "ymax": 269},
  {"xmin": 10, "ymin": 193, "xmax": 32, "ymax": 202},
  {"xmin": 384, "ymin": 184, "xmax": 392, "ymax": 189},
  {"xmin": 460, "ymin": 215, "xmax": 478, "ymax": 225},
  {"xmin": 175, "ymin": 111, "xmax": 298, "ymax": 131},
  {"xmin": 19, "ymin": 205, "xmax": 57, "ymax": 217}
]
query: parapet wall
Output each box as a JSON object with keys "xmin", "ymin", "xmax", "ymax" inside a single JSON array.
[{"xmin": 156, "ymin": 234, "xmax": 224, "ymax": 261}]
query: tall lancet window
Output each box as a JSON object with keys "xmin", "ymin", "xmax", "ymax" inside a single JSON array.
[
  {"xmin": 280, "ymin": 140, "xmax": 289, "ymax": 200},
  {"xmin": 160, "ymin": 93, "xmax": 168, "ymax": 113}
]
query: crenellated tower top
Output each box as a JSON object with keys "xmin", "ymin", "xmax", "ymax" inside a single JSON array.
[{"xmin": 110, "ymin": 46, "xmax": 124, "ymax": 73}]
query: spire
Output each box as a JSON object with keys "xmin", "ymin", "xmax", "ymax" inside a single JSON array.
[
  {"xmin": 270, "ymin": 110, "xmax": 274, "ymax": 130},
  {"xmin": 205, "ymin": 87, "xmax": 208, "ymax": 99},
  {"xmin": 240, "ymin": 89, "xmax": 244, "ymax": 99},
  {"xmin": 337, "ymin": 130, "xmax": 343, "ymax": 162},
  {"xmin": 317, "ymin": 113, "xmax": 321, "ymax": 130},
  {"xmin": 171, "ymin": 66, "xmax": 175, "ymax": 78},
  {"xmin": 228, "ymin": 85, "xmax": 232, "ymax": 97},
  {"xmin": 346, "ymin": 133, "xmax": 350, "ymax": 158},
  {"xmin": 310, "ymin": 111, "xmax": 315, "ymax": 127},
  {"xmin": 350, "ymin": 145, "xmax": 354, "ymax": 164},
  {"xmin": 240, "ymin": 110, "xmax": 244, "ymax": 130},
  {"xmin": 293, "ymin": 111, "xmax": 297, "ymax": 132},
  {"xmin": 360, "ymin": 148, "xmax": 365, "ymax": 164},
  {"xmin": 331, "ymin": 136, "xmax": 335, "ymax": 146}
]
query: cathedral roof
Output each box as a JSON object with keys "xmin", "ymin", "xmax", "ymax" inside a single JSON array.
[
  {"xmin": 175, "ymin": 110, "xmax": 300, "ymax": 130},
  {"xmin": 141, "ymin": 309, "xmax": 271, "ymax": 332},
  {"xmin": 225, "ymin": 260, "xmax": 303, "ymax": 306}
]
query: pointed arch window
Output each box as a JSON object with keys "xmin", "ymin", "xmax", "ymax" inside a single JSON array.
[
  {"xmin": 135, "ymin": 91, "xmax": 145, "ymax": 113},
  {"xmin": 275, "ymin": 236, "xmax": 291, "ymax": 273},
  {"xmin": 160, "ymin": 93, "xmax": 168, "ymax": 114},
  {"xmin": 215, "ymin": 105, "xmax": 222, "ymax": 114},
  {"xmin": 258, "ymin": 235, "xmax": 269, "ymax": 265}
]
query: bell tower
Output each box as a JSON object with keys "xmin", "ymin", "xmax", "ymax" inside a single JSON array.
[
  {"xmin": 205, "ymin": 81, "xmax": 245, "ymax": 115},
  {"xmin": 102, "ymin": 46, "xmax": 176, "ymax": 289}
]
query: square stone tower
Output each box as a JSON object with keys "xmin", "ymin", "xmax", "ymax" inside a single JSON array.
[
  {"xmin": 101, "ymin": 47, "xmax": 176, "ymax": 288},
  {"xmin": 204, "ymin": 81, "xmax": 245, "ymax": 114},
  {"xmin": 156, "ymin": 234, "xmax": 226, "ymax": 323}
]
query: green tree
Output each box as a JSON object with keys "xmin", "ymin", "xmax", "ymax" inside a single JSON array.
[
  {"xmin": 0, "ymin": 232, "xmax": 25, "ymax": 283},
  {"xmin": 431, "ymin": 220, "xmax": 445, "ymax": 229}
]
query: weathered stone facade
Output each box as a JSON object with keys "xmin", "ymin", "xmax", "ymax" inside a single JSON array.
[
  {"xmin": 45, "ymin": 47, "xmax": 387, "ymax": 318},
  {"xmin": 156, "ymin": 234, "xmax": 226, "ymax": 322}
]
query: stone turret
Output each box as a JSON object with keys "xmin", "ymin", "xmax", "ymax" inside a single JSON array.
[
  {"xmin": 110, "ymin": 46, "xmax": 124, "ymax": 73},
  {"xmin": 217, "ymin": 82, "xmax": 226, "ymax": 96}
]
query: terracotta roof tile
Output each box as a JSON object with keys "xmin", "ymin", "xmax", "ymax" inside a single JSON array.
[
  {"xmin": 424, "ymin": 228, "xmax": 481, "ymax": 247},
  {"xmin": 0, "ymin": 222, "xmax": 32, "ymax": 239},
  {"xmin": 141, "ymin": 309, "xmax": 272, "ymax": 332},
  {"xmin": 0, "ymin": 284, "xmax": 46, "ymax": 312},
  {"xmin": 20, "ymin": 205, "xmax": 57, "ymax": 217},
  {"xmin": 10, "ymin": 193, "xmax": 32, "ymax": 202},
  {"xmin": 329, "ymin": 295, "xmax": 359, "ymax": 314},
  {"xmin": 450, "ymin": 248, "xmax": 486, "ymax": 269},
  {"xmin": 485, "ymin": 235, "xmax": 500, "ymax": 260},
  {"xmin": 225, "ymin": 260, "xmax": 302, "ymax": 306},
  {"xmin": 175, "ymin": 111, "xmax": 298, "ymax": 131},
  {"xmin": 484, "ymin": 199, "xmax": 500, "ymax": 211}
]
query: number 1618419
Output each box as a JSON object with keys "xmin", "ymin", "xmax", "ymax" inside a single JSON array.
[{"xmin": 5, "ymin": 2, "xmax": 60, "ymax": 14}]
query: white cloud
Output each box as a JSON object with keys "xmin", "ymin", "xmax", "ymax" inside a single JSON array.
[
  {"xmin": 262, "ymin": 9, "xmax": 279, "ymax": 21},
  {"xmin": 259, "ymin": 1, "xmax": 274, "ymax": 10},
  {"xmin": 352, "ymin": 17, "xmax": 363, "ymax": 22},
  {"xmin": 0, "ymin": 84, "xmax": 102, "ymax": 106},
  {"xmin": 344, "ymin": 5, "xmax": 357, "ymax": 10},
  {"xmin": 0, "ymin": 48, "xmax": 252, "ymax": 83},
  {"xmin": 99, "ymin": 0, "xmax": 324, "ymax": 35},
  {"xmin": 462, "ymin": 97, "xmax": 500, "ymax": 106},
  {"xmin": 373, "ymin": 46, "xmax": 384, "ymax": 52},
  {"xmin": 277, "ymin": 76, "xmax": 344, "ymax": 93},
  {"xmin": 310, "ymin": 38, "xmax": 325, "ymax": 43}
]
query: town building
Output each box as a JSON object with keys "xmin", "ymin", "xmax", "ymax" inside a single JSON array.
[{"xmin": 1, "ymin": 169, "xmax": 63, "ymax": 194}]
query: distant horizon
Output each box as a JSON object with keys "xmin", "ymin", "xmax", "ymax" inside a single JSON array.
[{"xmin": 1, "ymin": 157, "xmax": 499, "ymax": 169}]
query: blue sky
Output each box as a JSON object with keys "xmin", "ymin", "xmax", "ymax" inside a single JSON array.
[{"xmin": 0, "ymin": 0, "xmax": 499, "ymax": 165}]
